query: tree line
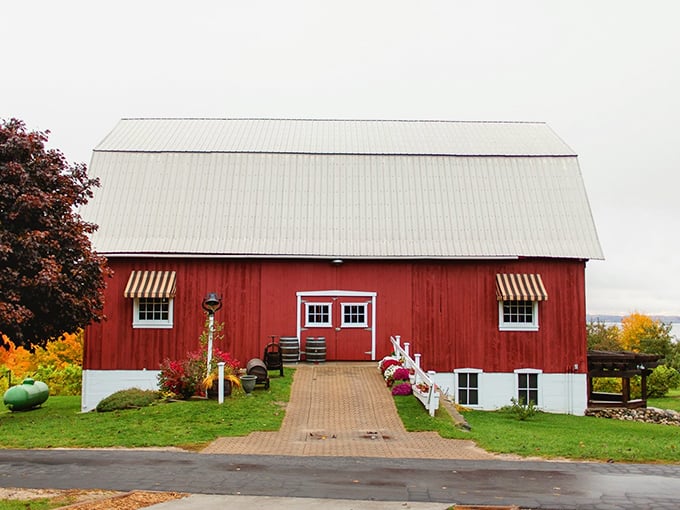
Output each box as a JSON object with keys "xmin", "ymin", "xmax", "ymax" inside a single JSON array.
[{"xmin": 588, "ymin": 312, "xmax": 680, "ymax": 397}]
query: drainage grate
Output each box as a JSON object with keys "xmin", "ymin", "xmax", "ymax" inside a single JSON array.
[
  {"xmin": 306, "ymin": 431, "xmax": 336, "ymax": 441},
  {"xmin": 361, "ymin": 431, "xmax": 392, "ymax": 440}
]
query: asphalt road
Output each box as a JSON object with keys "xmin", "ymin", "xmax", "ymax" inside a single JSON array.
[{"xmin": 1, "ymin": 450, "xmax": 680, "ymax": 509}]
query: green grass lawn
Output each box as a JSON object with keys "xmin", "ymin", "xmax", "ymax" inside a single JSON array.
[
  {"xmin": 463, "ymin": 407, "xmax": 680, "ymax": 463},
  {"xmin": 394, "ymin": 393, "xmax": 680, "ymax": 463},
  {"xmin": 649, "ymin": 388, "xmax": 680, "ymax": 411},
  {"xmin": 0, "ymin": 500, "xmax": 56, "ymax": 510},
  {"xmin": 0, "ymin": 498, "xmax": 67, "ymax": 510},
  {"xmin": 0, "ymin": 369, "xmax": 293, "ymax": 450}
]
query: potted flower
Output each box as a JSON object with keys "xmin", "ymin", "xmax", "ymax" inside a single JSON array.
[
  {"xmin": 202, "ymin": 348, "xmax": 242, "ymax": 399},
  {"xmin": 201, "ymin": 371, "xmax": 242, "ymax": 398},
  {"xmin": 414, "ymin": 382, "xmax": 430, "ymax": 395}
]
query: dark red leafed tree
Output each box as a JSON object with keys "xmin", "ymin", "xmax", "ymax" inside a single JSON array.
[{"xmin": 0, "ymin": 118, "xmax": 111, "ymax": 349}]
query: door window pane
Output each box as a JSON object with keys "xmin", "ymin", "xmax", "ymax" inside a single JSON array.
[
  {"xmin": 306, "ymin": 303, "xmax": 331, "ymax": 326},
  {"xmin": 341, "ymin": 304, "xmax": 367, "ymax": 327}
]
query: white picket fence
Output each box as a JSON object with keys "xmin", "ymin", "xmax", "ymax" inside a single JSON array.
[{"xmin": 390, "ymin": 335, "xmax": 440, "ymax": 416}]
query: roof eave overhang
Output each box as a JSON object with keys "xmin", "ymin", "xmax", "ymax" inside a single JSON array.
[{"xmin": 98, "ymin": 252, "xmax": 522, "ymax": 261}]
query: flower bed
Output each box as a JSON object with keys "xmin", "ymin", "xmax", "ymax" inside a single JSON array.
[
  {"xmin": 158, "ymin": 348, "xmax": 241, "ymax": 399},
  {"xmin": 378, "ymin": 355, "xmax": 411, "ymax": 388},
  {"xmin": 379, "ymin": 349, "xmax": 440, "ymax": 416},
  {"xmin": 392, "ymin": 382, "xmax": 412, "ymax": 396}
]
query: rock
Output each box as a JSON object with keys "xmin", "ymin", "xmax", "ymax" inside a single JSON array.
[{"xmin": 585, "ymin": 407, "xmax": 680, "ymax": 426}]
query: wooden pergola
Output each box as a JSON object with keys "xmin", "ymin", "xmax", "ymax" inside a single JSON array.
[{"xmin": 587, "ymin": 350, "xmax": 662, "ymax": 409}]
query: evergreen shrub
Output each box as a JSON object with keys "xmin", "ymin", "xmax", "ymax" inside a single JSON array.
[{"xmin": 96, "ymin": 388, "xmax": 162, "ymax": 412}]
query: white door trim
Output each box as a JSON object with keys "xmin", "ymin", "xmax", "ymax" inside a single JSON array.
[{"xmin": 296, "ymin": 290, "xmax": 377, "ymax": 360}]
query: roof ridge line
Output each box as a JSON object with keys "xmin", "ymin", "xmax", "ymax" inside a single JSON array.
[{"xmin": 117, "ymin": 117, "xmax": 548, "ymax": 125}]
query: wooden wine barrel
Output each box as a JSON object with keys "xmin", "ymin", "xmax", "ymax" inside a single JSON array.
[
  {"xmin": 246, "ymin": 357, "xmax": 270, "ymax": 389},
  {"xmin": 305, "ymin": 336, "xmax": 326, "ymax": 363},
  {"xmin": 279, "ymin": 336, "xmax": 300, "ymax": 363},
  {"xmin": 246, "ymin": 358, "xmax": 268, "ymax": 380}
]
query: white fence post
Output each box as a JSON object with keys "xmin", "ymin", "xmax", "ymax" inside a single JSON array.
[
  {"xmin": 427, "ymin": 370, "xmax": 439, "ymax": 416},
  {"xmin": 389, "ymin": 336, "xmax": 439, "ymax": 416},
  {"xmin": 217, "ymin": 362, "xmax": 225, "ymax": 404}
]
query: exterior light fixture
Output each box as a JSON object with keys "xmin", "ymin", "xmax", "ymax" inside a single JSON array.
[{"xmin": 331, "ymin": 259, "xmax": 344, "ymax": 266}]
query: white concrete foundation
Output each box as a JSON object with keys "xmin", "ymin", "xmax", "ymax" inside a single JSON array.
[
  {"xmin": 432, "ymin": 371, "xmax": 587, "ymax": 415},
  {"xmin": 81, "ymin": 369, "xmax": 160, "ymax": 412},
  {"xmin": 83, "ymin": 368, "xmax": 588, "ymax": 415}
]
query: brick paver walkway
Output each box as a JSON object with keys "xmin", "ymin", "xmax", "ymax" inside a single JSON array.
[{"xmin": 202, "ymin": 363, "xmax": 495, "ymax": 459}]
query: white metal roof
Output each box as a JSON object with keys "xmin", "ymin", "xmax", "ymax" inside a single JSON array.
[
  {"xmin": 96, "ymin": 118, "xmax": 576, "ymax": 156},
  {"xmin": 83, "ymin": 118, "xmax": 603, "ymax": 260}
]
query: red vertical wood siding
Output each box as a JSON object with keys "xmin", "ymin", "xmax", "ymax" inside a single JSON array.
[
  {"xmin": 84, "ymin": 257, "xmax": 586, "ymax": 375},
  {"xmin": 410, "ymin": 259, "xmax": 587, "ymax": 374},
  {"xmin": 84, "ymin": 258, "xmax": 262, "ymax": 371}
]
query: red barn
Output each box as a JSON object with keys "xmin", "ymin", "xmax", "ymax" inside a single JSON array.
[{"xmin": 80, "ymin": 119, "xmax": 603, "ymax": 413}]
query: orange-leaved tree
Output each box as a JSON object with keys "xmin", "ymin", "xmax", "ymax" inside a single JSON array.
[
  {"xmin": 620, "ymin": 312, "xmax": 674, "ymax": 358},
  {"xmin": 620, "ymin": 313, "xmax": 655, "ymax": 351},
  {"xmin": 1, "ymin": 331, "xmax": 83, "ymax": 395},
  {"xmin": 0, "ymin": 335, "xmax": 35, "ymax": 381},
  {"xmin": 33, "ymin": 331, "xmax": 83, "ymax": 370}
]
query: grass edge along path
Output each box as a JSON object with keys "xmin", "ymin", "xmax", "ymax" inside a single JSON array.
[
  {"xmin": 394, "ymin": 394, "xmax": 680, "ymax": 464},
  {"xmin": 0, "ymin": 368, "xmax": 293, "ymax": 450}
]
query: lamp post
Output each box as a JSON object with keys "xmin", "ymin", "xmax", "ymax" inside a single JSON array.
[{"xmin": 202, "ymin": 293, "xmax": 223, "ymax": 378}]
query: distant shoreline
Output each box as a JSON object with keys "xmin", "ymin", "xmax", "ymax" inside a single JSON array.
[{"xmin": 586, "ymin": 314, "xmax": 680, "ymax": 324}]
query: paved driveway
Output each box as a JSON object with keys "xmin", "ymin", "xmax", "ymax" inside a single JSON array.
[{"xmin": 202, "ymin": 362, "xmax": 494, "ymax": 459}]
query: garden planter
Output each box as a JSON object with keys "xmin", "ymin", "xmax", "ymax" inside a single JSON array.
[
  {"xmin": 207, "ymin": 379, "xmax": 232, "ymax": 399},
  {"xmin": 240, "ymin": 374, "xmax": 257, "ymax": 395}
]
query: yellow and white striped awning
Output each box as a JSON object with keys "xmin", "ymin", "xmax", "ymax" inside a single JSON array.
[
  {"xmin": 495, "ymin": 273, "xmax": 548, "ymax": 301},
  {"xmin": 124, "ymin": 271, "xmax": 176, "ymax": 299}
]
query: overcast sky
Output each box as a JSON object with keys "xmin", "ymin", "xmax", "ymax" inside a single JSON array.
[{"xmin": 3, "ymin": 1, "xmax": 679, "ymax": 316}]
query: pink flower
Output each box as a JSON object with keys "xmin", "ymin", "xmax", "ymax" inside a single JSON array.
[
  {"xmin": 392, "ymin": 383, "xmax": 412, "ymax": 396},
  {"xmin": 392, "ymin": 367, "xmax": 410, "ymax": 382}
]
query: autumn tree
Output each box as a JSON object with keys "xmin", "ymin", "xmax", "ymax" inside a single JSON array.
[
  {"xmin": 620, "ymin": 312, "xmax": 674, "ymax": 359},
  {"xmin": 0, "ymin": 119, "xmax": 110, "ymax": 349},
  {"xmin": 586, "ymin": 320, "xmax": 622, "ymax": 351}
]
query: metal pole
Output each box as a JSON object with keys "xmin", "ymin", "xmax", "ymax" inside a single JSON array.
[{"xmin": 206, "ymin": 312, "xmax": 214, "ymax": 378}]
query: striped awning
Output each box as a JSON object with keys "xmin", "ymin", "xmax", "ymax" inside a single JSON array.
[
  {"xmin": 495, "ymin": 273, "xmax": 548, "ymax": 301},
  {"xmin": 124, "ymin": 271, "xmax": 177, "ymax": 299}
]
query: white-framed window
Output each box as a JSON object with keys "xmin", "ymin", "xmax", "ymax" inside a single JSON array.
[
  {"xmin": 341, "ymin": 303, "xmax": 368, "ymax": 327},
  {"xmin": 305, "ymin": 302, "xmax": 332, "ymax": 327},
  {"xmin": 515, "ymin": 369, "xmax": 542, "ymax": 405},
  {"xmin": 455, "ymin": 369, "xmax": 482, "ymax": 406},
  {"xmin": 498, "ymin": 300, "xmax": 539, "ymax": 331},
  {"xmin": 133, "ymin": 297, "xmax": 174, "ymax": 329}
]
